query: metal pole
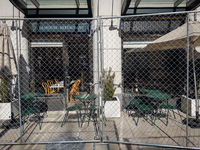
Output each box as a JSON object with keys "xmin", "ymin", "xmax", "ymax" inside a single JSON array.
[
  {"xmin": 96, "ymin": 16, "xmax": 101, "ymax": 141},
  {"xmin": 186, "ymin": 13, "xmax": 189, "ymax": 147},
  {"xmin": 15, "ymin": 20, "xmax": 22, "ymax": 142},
  {"xmin": 99, "ymin": 17, "xmax": 104, "ymax": 141},
  {"xmin": 192, "ymin": 48, "xmax": 199, "ymax": 121}
]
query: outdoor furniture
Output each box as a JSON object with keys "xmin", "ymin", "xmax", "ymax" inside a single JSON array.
[
  {"xmin": 54, "ymin": 78, "xmax": 60, "ymax": 92},
  {"xmin": 127, "ymin": 99, "xmax": 142, "ymax": 117},
  {"xmin": 59, "ymin": 93, "xmax": 82, "ymax": 127},
  {"xmin": 134, "ymin": 104, "xmax": 154, "ymax": 126},
  {"xmin": 50, "ymin": 80, "xmax": 64, "ymax": 92},
  {"xmin": 74, "ymin": 93, "xmax": 97, "ymax": 127},
  {"xmin": 20, "ymin": 93, "xmax": 42, "ymax": 133},
  {"xmin": 155, "ymin": 104, "xmax": 182, "ymax": 126},
  {"xmin": 42, "ymin": 82, "xmax": 49, "ymax": 94},
  {"xmin": 47, "ymin": 80, "xmax": 57, "ymax": 94},
  {"xmin": 69, "ymin": 79, "xmax": 81, "ymax": 101},
  {"xmin": 146, "ymin": 92, "xmax": 172, "ymax": 120}
]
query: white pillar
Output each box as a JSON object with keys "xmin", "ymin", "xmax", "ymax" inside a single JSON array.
[{"xmin": 93, "ymin": 0, "xmax": 122, "ymax": 95}]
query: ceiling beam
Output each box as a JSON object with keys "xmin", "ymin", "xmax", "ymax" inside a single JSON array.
[
  {"xmin": 9, "ymin": 0, "xmax": 27, "ymax": 14},
  {"xmin": 186, "ymin": 0, "xmax": 200, "ymax": 10},
  {"xmin": 30, "ymin": 0, "xmax": 40, "ymax": 8},
  {"xmin": 187, "ymin": 0, "xmax": 196, "ymax": 7},
  {"xmin": 174, "ymin": 0, "xmax": 184, "ymax": 7},
  {"xmin": 135, "ymin": 0, "xmax": 141, "ymax": 8},
  {"xmin": 17, "ymin": 0, "xmax": 27, "ymax": 8},
  {"xmin": 121, "ymin": 0, "xmax": 131, "ymax": 15},
  {"xmin": 87, "ymin": 0, "xmax": 92, "ymax": 16},
  {"xmin": 75, "ymin": 0, "xmax": 80, "ymax": 9}
]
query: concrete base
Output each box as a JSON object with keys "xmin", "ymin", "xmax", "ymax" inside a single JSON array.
[
  {"xmin": 181, "ymin": 95, "xmax": 200, "ymax": 116},
  {"xmin": 104, "ymin": 96, "xmax": 121, "ymax": 118},
  {"xmin": 0, "ymin": 103, "xmax": 11, "ymax": 120}
]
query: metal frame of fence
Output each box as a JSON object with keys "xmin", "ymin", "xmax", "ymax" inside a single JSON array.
[{"xmin": 0, "ymin": 10, "xmax": 200, "ymax": 149}]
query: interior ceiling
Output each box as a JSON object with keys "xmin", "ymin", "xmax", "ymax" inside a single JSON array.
[{"xmin": 9, "ymin": 0, "xmax": 200, "ymax": 18}]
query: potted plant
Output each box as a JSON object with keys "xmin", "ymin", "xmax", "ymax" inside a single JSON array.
[
  {"xmin": 0, "ymin": 78, "xmax": 11, "ymax": 120},
  {"xmin": 103, "ymin": 67, "xmax": 121, "ymax": 118}
]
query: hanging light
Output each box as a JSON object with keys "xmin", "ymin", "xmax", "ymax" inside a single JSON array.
[
  {"xmin": 109, "ymin": 0, "xmax": 117, "ymax": 30},
  {"xmin": 11, "ymin": 6, "xmax": 15, "ymax": 31}
]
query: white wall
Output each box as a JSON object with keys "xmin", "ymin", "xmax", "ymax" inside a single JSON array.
[{"xmin": 92, "ymin": 0, "xmax": 122, "ymax": 96}]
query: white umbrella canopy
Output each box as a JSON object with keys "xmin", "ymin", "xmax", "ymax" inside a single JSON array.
[
  {"xmin": 0, "ymin": 20, "xmax": 17, "ymax": 77},
  {"xmin": 143, "ymin": 21, "xmax": 200, "ymax": 51}
]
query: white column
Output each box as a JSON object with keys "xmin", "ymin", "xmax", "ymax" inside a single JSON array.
[{"xmin": 93, "ymin": 0, "xmax": 122, "ymax": 95}]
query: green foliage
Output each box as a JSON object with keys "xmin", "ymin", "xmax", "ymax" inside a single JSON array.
[
  {"xmin": 0, "ymin": 78, "xmax": 9, "ymax": 103},
  {"xmin": 103, "ymin": 67, "xmax": 116, "ymax": 101}
]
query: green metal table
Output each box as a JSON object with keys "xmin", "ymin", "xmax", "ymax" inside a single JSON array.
[
  {"xmin": 74, "ymin": 94, "xmax": 97, "ymax": 127},
  {"xmin": 20, "ymin": 93, "xmax": 41, "ymax": 100},
  {"xmin": 146, "ymin": 92, "xmax": 171, "ymax": 103},
  {"xmin": 146, "ymin": 92, "xmax": 171, "ymax": 118}
]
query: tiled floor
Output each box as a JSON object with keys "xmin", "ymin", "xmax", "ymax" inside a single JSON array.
[{"xmin": 0, "ymin": 104, "xmax": 199, "ymax": 150}]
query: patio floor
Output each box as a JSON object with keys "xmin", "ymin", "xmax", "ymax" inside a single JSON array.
[
  {"xmin": 0, "ymin": 97, "xmax": 199, "ymax": 150},
  {"xmin": 0, "ymin": 109, "xmax": 199, "ymax": 150}
]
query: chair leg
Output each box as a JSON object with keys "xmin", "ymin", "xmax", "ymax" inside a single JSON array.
[
  {"xmin": 61, "ymin": 111, "xmax": 69, "ymax": 127},
  {"xmin": 36, "ymin": 115, "xmax": 41, "ymax": 130},
  {"xmin": 88, "ymin": 110, "xmax": 92, "ymax": 126},
  {"xmin": 177, "ymin": 110, "xmax": 182, "ymax": 121},
  {"xmin": 76, "ymin": 111, "xmax": 80, "ymax": 127},
  {"xmin": 172, "ymin": 110, "xmax": 176, "ymax": 119},
  {"xmin": 150, "ymin": 110, "xmax": 154, "ymax": 125},
  {"xmin": 166, "ymin": 110, "xmax": 170, "ymax": 126},
  {"xmin": 135, "ymin": 110, "xmax": 141, "ymax": 126},
  {"xmin": 22, "ymin": 116, "xmax": 25, "ymax": 133}
]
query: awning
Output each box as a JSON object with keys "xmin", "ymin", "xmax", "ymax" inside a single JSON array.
[{"xmin": 9, "ymin": 0, "xmax": 200, "ymax": 17}]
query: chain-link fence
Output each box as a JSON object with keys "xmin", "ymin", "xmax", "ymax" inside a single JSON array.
[{"xmin": 0, "ymin": 11, "xmax": 200, "ymax": 149}]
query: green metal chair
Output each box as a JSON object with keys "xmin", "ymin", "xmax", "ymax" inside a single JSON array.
[
  {"xmin": 134, "ymin": 104, "xmax": 154, "ymax": 126},
  {"xmin": 156, "ymin": 104, "xmax": 182, "ymax": 126},
  {"xmin": 21, "ymin": 96, "xmax": 41, "ymax": 133},
  {"xmin": 60, "ymin": 94, "xmax": 82, "ymax": 127},
  {"xmin": 127, "ymin": 99, "xmax": 142, "ymax": 117}
]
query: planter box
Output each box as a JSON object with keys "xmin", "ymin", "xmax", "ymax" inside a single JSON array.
[
  {"xmin": 104, "ymin": 96, "xmax": 121, "ymax": 118},
  {"xmin": 0, "ymin": 103, "xmax": 11, "ymax": 120},
  {"xmin": 181, "ymin": 95, "xmax": 200, "ymax": 117}
]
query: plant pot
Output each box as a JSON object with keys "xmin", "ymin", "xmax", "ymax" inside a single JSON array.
[
  {"xmin": 104, "ymin": 96, "xmax": 121, "ymax": 118},
  {"xmin": 181, "ymin": 95, "xmax": 200, "ymax": 117},
  {"xmin": 0, "ymin": 103, "xmax": 11, "ymax": 120}
]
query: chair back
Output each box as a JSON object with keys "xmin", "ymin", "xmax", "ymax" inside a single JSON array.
[
  {"xmin": 55, "ymin": 78, "xmax": 59, "ymax": 83},
  {"xmin": 42, "ymin": 82, "xmax": 49, "ymax": 94},
  {"xmin": 47, "ymin": 80, "xmax": 56, "ymax": 93},
  {"xmin": 69, "ymin": 79, "xmax": 81, "ymax": 101},
  {"xmin": 54, "ymin": 78, "xmax": 60, "ymax": 92}
]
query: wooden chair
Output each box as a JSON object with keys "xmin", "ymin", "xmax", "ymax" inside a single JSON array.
[
  {"xmin": 54, "ymin": 78, "xmax": 60, "ymax": 92},
  {"xmin": 69, "ymin": 79, "xmax": 81, "ymax": 101},
  {"xmin": 47, "ymin": 80, "xmax": 57, "ymax": 94},
  {"xmin": 42, "ymin": 82, "xmax": 49, "ymax": 94}
]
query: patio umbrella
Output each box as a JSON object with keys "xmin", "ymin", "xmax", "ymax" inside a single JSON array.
[
  {"xmin": 0, "ymin": 20, "xmax": 19, "ymax": 128},
  {"xmin": 0, "ymin": 20, "xmax": 17, "ymax": 77},
  {"xmin": 143, "ymin": 21, "xmax": 200, "ymax": 127},
  {"xmin": 144, "ymin": 21, "xmax": 200, "ymax": 52}
]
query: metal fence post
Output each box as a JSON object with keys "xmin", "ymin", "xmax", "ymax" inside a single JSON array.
[
  {"xmin": 186, "ymin": 12, "xmax": 189, "ymax": 147},
  {"xmin": 15, "ymin": 20, "xmax": 22, "ymax": 142}
]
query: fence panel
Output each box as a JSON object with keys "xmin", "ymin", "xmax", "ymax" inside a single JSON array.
[
  {"xmin": 101, "ymin": 11, "xmax": 200, "ymax": 149},
  {"xmin": 0, "ymin": 11, "xmax": 200, "ymax": 149},
  {"xmin": 0, "ymin": 18, "xmax": 101, "ymax": 145}
]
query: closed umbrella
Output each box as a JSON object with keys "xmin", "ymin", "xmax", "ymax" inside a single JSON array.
[
  {"xmin": 0, "ymin": 20, "xmax": 19, "ymax": 128},
  {"xmin": 0, "ymin": 20, "xmax": 17, "ymax": 103},
  {"xmin": 0, "ymin": 20, "xmax": 17, "ymax": 77},
  {"xmin": 143, "ymin": 21, "xmax": 200, "ymax": 127}
]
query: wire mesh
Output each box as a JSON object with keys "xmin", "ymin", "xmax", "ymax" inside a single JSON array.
[{"xmin": 0, "ymin": 11, "xmax": 200, "ymax": 149}]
